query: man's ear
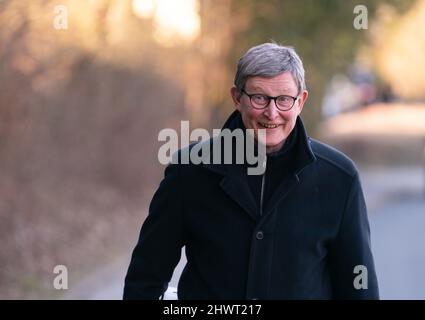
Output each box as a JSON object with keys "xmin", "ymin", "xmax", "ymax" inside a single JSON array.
[
  {"xmin": 296, "ymin": 90, "xmax": 308, "ymax": 115},
  {"xmin": 230, "ymin": 86, "xmax": 242, "ymax": 111}
]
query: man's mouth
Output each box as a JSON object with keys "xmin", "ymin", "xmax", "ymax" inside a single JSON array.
[{"xmin": 259, "ymin": 122, "xmax": 280, "ymax": 129}]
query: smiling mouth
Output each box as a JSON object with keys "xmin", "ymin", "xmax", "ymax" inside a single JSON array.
[{"xmin": 259, "ymin": 122, "xmax": 280, "ymax": 129}]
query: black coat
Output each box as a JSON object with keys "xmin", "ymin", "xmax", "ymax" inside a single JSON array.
[{"xmin": 124, "ymin": 111, "xmax": 379, "ymax": 299}]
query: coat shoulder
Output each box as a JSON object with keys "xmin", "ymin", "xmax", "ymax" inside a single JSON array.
[
  {"xmin": 309, "ymin": 138, "xmax": 358, "ymax": 178},
  {"xmin": 169, "ymin": 139, "xmax": 217, "ymax": 175}
]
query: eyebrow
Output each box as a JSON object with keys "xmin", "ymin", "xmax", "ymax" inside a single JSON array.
[{"xmin": 248, "ymin": 87, "xmax": 296, "ymax": 95}]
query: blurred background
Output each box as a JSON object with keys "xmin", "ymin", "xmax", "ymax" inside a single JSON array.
[{"xmin": 0, "ymin": 0, "xmax": 424, "ymax": 299}]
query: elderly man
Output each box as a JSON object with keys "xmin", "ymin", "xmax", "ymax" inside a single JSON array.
[{"xmin": 124, "ymin": 43, "xmax": 379, "ymax": 299}]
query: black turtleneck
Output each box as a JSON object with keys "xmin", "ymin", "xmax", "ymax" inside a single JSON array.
[
  {"xmin": 243, "ymin": 120, "xmax": 299, "ymax": 215},
  {"xmin": 221, "ymin": 111, "xmax": 307, "ymax": 217}
]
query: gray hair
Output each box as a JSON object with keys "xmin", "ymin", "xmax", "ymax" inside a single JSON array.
[{"xmin": 234, "ymin": 43, "xmax": 306, "ymax": 94}]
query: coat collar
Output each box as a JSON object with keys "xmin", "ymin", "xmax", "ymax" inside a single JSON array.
[
  {"xmin": 203, "ymin": 110, "xmax": 316, "ymax": 175},
  {"xmin": 202, "ymin": 110, "xmax": 316, "ymax": 220}
]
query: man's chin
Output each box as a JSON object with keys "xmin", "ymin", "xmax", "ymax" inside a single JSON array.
[
  {"xmin": 265, "ymin": 140, "xmax": 285, "ymax": 153},
  {"xmin": 252, "ymin": 132, "xmax": 286, "ymax": 151}
]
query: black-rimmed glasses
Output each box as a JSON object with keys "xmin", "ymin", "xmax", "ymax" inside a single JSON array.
[{"xmin": 241, "ymin": 89, "xmax": 299, "ymax": 111}]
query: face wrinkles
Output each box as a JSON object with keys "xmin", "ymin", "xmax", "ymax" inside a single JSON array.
[{"xmin": 231, "ymin": 72, "xmax": 308, "ymax": 154}]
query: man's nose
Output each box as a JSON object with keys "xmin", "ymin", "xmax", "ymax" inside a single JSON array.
[{"xmin": 264, "ymin": 99, "xmax": 279, "ymax": 119}]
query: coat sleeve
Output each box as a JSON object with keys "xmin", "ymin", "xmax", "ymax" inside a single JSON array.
[
  {"xmin": 123, "ymin": 164, "xmax": 184, "ymax": 299},
  {"xmin": 329, "ymin": 172, "xmax": 379, "ymax": 299}
]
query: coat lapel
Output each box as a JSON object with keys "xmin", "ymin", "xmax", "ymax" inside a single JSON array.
[
  {"xmin": 220, "ymin": 165, "xmax": 259, "ymax": 221},
  {"xmin": 261, "ymin": 174, "xmax": 300, "ymax": 219},
  {"xmin": 204, "ymin": 162, "xmax": 259, "ymax": 221}
]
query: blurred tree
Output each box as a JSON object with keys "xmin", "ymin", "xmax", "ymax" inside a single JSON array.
[
  {"xmin": 367, "ymin": 0, "xmax": 425, "ymax": 100},
  {"xmin": 222, "ymin": 0, "xmax": 416, "ymax": 131},
  {"xmin": 0, "ymin": 0, "xmax": 186, "ymax": 298}
]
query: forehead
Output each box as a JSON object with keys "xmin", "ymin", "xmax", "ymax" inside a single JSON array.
[{"xmin": 245, "ymin": 72, "xmax": 297, "ymax": 93}]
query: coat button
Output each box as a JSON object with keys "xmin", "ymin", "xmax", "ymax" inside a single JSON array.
[{"xmin": 256, "ymin": 231, "xmax": 264, "ymax": 240}]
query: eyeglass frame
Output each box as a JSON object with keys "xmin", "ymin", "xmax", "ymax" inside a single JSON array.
[{"xmin": 240, "ymin": 88, "xmax": 299, "ymax": 111}]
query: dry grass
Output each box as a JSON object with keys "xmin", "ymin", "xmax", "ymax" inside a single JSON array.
[{"xmin": 0, "ymin": 58, "xmax": 186, "ymax": 299}]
